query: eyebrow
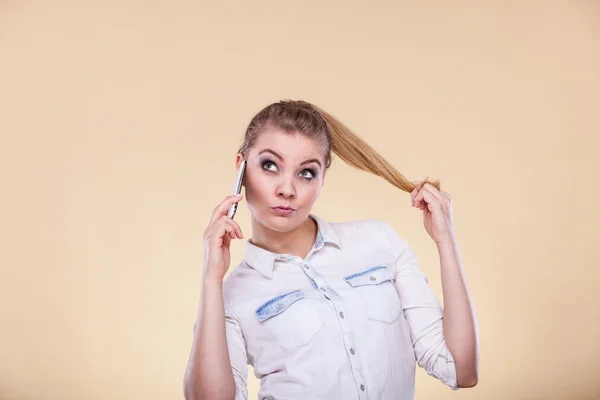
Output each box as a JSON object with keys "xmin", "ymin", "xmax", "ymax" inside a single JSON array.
[{"xmin": 258, "ymin": 148, "xmax": 322, "ymax": 168}]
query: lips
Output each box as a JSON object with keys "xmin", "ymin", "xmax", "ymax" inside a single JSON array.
[
  {"xmin": 271, "ymin": 206, "xmax": 296, "ymax": 216},
  {"xmin": 273, "ymin": 206, "xmax": 295, "ymax": 211}
]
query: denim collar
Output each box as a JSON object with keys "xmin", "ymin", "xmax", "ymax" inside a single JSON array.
[{"xmin": 243, "ymin": 214, "xmax": 341, "ymax": 279}]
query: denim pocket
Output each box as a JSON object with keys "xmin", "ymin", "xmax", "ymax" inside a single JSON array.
[
  {"xmin": 344, "ymin": 266, "xmax": 401, "ymax": 324},
  {"xmin": 255, "ymin": 290, "xmax": 324, "ymax": 350}
]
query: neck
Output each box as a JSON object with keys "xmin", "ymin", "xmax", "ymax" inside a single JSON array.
[{"xmin": 249, "ymin": 215, "xmax": 317, "ymax": 259}]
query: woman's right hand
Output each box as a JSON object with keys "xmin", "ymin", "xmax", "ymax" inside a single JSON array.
[{"xmin": 202, "ymin": 194, "xmax": 245, "ymax": 282}]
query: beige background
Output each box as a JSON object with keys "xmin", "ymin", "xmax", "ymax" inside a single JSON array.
[{"xmin": 1, "ymin": 1, "xmax": 599, "ymax": 399}]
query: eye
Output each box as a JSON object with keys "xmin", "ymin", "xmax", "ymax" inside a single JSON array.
[
  {"xmin": 261, "ymin": 159, "xmax": 278, "ymax": 172},
  {"xmin": 299, "ymin": 169, "xmax": 316, "ymax": 181}
]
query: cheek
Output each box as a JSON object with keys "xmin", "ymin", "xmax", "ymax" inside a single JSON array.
[
  {"xmin": 299, "ymin": 181, "xmax": 322, "ymax": 204},
  {"xmin": 244, "ymin": 169, "xmax": 269, "ymax": 202}
]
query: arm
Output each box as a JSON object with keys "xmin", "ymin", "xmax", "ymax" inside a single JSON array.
[
  {"xmin": 183, "ymin": 278, "xmax": 248, "ymax": 400},
  {"xmin": 184, "ymin": 193, "xmax": 248, "ymax": 399},
  {"xmin": 436, "ymin": 239, "xmax": 479, "ymax": 387},
  {"xmin": 379, "ymin": 221, "xmax": 478, "ymax": 389},
  {"xmin": 409, "ymin": 181, "xmax": 480, "ymax": 387}
]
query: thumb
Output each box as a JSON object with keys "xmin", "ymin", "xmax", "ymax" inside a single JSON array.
[{"xmin": 222, "ymin": 233, "xmax": 232, "ymax": 250}]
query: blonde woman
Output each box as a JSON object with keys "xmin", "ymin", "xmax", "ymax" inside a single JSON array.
[{"xmin": 184, "ymin": 100, "xmax": 479, "ymax": 400}]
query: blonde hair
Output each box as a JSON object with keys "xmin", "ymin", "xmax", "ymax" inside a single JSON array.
[{"xmin": 238, "ymin": 99, "xmax": 440, "ymax": 193}]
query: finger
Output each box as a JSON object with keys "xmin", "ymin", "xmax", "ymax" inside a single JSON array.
[
  {"xmin": 415, "ymin": 184, "xmax": 441, "ymax": 208},
  {"xmin": 410, "ymin": 181, "xmax": 422, "ymax": 207},
  {"xmin": 414, "ymin": 184, "xmax": 426, "ymax": 208},
  {"xmin": 415, "ymin": 187, "xmax": 443, "ymax": 211},
  {"xmin": 222, "ymin": 230, "xmax": 232, "ymax": 248},
  {"xmin": 421, "ymin": 183, "xmax": 444, "ymax": 201},
  {"xmin": 423, "ymin": 189, "xmax": 442, "ymax": 210},
  {"xmin": 229, "ymin": 221, "xmax": 241, "ymax": 239},
  {"xmin": 226, "ymin": 217, "xmax": 244, "ymax": 239},
  {"xmin": 205, "ymin": 220, "xmax": 236, "ymax": 250},
  {"xmin": 208, "ymin": 194, "xmax": 244, "ymax": 227},
  {"xmin": 210, "ymin": 226, "xmax": 233, "ymax": 252},
  {"xmin": 411, "ymin": 181, "xmax": 424, "ymax": 192},
  {"xmin": 210, "ymin": 215, "xmax": 244, "ymax": 240},
  {"xmin": 440, "ymin": 190, "xmax": 451, "ymax": 201},
  {"xmin": 422, "ymin": 184, "xmax": 452, "ymax": 211},
  {"xmin": 208, "ymin": 216, "xmax": 238, "ymax": 242}
]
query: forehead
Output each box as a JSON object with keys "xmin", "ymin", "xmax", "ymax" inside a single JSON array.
[{"xmin": 252, "ymin": 128, "xmax": 324, "ymax": 162}]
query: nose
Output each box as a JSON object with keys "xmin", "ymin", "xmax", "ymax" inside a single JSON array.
[{"xmin": 276, "ymin": 177, "xmax": 296, "ymax": 199}]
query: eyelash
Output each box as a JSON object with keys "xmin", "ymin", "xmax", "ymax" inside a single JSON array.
[{"xmin": 260, "ymin": 159, "xmax": 316, "ymax": 181}]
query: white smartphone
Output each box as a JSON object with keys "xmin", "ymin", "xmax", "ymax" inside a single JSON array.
[{"xmin": 227, "ymin": 160, "xmax": 246, "ymax": 219}]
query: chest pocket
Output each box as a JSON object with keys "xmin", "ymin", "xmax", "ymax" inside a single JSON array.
[
  {"xmin": 255, "ymin": 290, "xmax": 324, "ymax": 350},
  {"xmin": 344, "ymin": 266, "xmax": 401, "ymax": 324}
]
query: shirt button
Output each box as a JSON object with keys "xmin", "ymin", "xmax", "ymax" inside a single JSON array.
[
  {"xmin": 350, "ymin": 348, "xmax": 355, "ymax": 355},
  {"xmin": 370, "ymin": 276, "xmax": 376, "ymax": 281},
  {"xmin": 276, "ymin": 303, "xmax": 282, "ymax": 309},
  {"xmin": 303, "ymin": 264, "xmax": 310, "ymax": 269},
  {"xmin": 339, "ymin": 311, "xmax": 344, "ymax": 318},
  {"xmin": 360, "ymin": 384, "xmax": 365, "ymax": 391}
]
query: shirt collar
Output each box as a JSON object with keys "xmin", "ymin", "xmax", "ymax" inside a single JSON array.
[{"xmin": 242, "ymin": 213, "xmax": 341, "ymax": 279}]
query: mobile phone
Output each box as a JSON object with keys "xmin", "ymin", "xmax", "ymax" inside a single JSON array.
[{"xmin": 227, "ymin": 160, "xmax": 246, "ymax": 219}]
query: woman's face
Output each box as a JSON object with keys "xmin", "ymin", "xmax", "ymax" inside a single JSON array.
[{"xmin": 237, "ymin": 127, "xmax": 326, "ymax": 233}]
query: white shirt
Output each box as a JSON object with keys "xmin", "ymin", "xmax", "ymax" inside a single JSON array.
[{"xmin": 221, "ymin": 214, "xmax": 458, "ymax": 400}]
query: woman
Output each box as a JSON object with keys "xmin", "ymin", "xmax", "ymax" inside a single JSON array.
[{"xmin": 184, "ymin": 100, "xmax": 479, "ymax": 400}]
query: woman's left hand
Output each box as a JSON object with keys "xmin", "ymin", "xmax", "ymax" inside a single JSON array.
[{"xmin": 411, "ymin": 181, "xmax": 456, "ymax": 245}]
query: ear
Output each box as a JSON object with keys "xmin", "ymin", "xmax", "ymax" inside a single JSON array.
[
  {"xmin": 235, "ymin": 152, "xmax": 246, "ymax": 187},
  {"xmin": 235, "ymin": 152, "xmax": 244, "ymax": 169}
]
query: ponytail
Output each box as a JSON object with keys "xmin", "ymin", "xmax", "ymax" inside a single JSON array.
[
  {"xmin": 311, "ymin": 104, "xmax": 441, "ymax": 193},
  {"xmin": 240, "ymin": 99, "xmax": 440, "ymax": 193}
]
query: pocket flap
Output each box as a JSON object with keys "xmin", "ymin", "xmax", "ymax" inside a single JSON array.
[
  {"xmin": 344, "ymin": 266, "xmax": 395, "ymax": 287},
  {"xmin": 255, "ymin": 290, "xmax": 304, "ymax": 322}
]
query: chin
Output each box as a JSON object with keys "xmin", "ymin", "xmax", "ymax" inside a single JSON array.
[{"xmin": 260, "ymin": 210, "xmax": 303, "ymax": 232}]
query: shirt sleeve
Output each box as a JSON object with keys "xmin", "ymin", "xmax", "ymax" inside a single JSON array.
[
  {"xmin": 222, "ymin": 291, "xmax": 250, "ymax": 400},
  {"xmin": 378, "ymin": 221, "xmax": 459, "ymax": 390}
]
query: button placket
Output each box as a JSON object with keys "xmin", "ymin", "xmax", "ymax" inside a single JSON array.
[
  {"xmin": 300, "ymin": 261, "xmax": 317, "ymax": 283},
  {"xmin": 304, "ymin": 264, "xmax": 369, "ymax": 400}
]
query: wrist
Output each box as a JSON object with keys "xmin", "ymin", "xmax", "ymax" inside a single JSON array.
[
  {"xmin": 436, "ymin": 237, "xmax": 457, "ymax": 252},
  {"xmin": 197, "ymin": 276, "xmax": 224, "ymax": 320},
  {"xmin": 202, "ymin": 273, "xmax": 225, "ymax": 288}
]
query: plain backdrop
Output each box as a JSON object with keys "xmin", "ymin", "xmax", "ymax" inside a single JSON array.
[{"xmin": 1, "ymin": 1, "xmax": 599, "ymax": 399}]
